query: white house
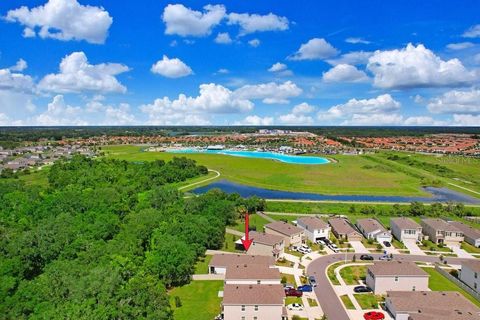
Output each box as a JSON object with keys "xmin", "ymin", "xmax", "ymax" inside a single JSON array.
[
  {"xmin": 450, "ymin": 221, "xmax": 480, "ymax": 248},
  {"xmin": 296, "ymin": 216, "xmax": 330, "ymax": 242},
  {"xmin": 460, "ymin": 260, "xmax": 480, "ymax": 293},
  {"xmin": 390, "ymin": 217, "xmax": 423, "ymax": 242},
  {"xmin": 366, "ymin": 261, "xmax": 429, "ymax": 294},
  {"xmin": 208, "ymin": 254, "xmax": 275, "ymax": 275},
  {"xmin": 356, "ymin": 218, "xmax": 392, "ymax": 243}
]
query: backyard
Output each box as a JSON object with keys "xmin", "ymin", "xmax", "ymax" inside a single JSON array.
[{"xmin": 169, "ymin": 281, "xmax": 223, "ymax": 320}]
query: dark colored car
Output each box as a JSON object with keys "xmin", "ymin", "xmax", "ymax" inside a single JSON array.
[
  {"xmin": 383, "ymin": 241, "xmax": 391, "ymax": 247},
  {"xmin": 308, "ymin": 275, "xmax": 317, "ymax": 287},
  {"xmin": 354, "ymin": 286, "xmax": 372, "ymax": 293},
  {"xmin": 363, "ymin": 311, "xmax": 385, "ymax": 320},
  {"xmin": 297, "ymin": 285, "xmax": 313, "ymax": 292},
  {"xmin": 360, "ymin": 254, "xmax": 374, "ymax": 260},
  {"xmin": 285, "ymin": 288, "xmax": 303, "ymax": 297}
]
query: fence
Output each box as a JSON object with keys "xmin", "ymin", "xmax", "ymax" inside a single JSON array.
[{"xmin": 435, "ymin": 265, "xmax": 480, "ymax": 301}]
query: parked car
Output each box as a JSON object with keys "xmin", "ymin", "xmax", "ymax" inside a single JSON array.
[
  {"xmin": 363, "ymin": 311, "xmax": 385, "ymax": 320},
  {"xmin": 308, "ymin": 275, "xmax": 317, "ymax": 287},
  {"xmin": 379, "ymin": 255, "xmax": 392, "ymax": 261},
  {"xmin": 287, "ymin": 303, "xmax": 304, "ymax": 311},
  {"xmin": 299, "ymin": 244, "xmax": 312, "ymax": 253},
  {"xmin": 297, "ymin": 285, "xmax": 313, "ymax": 292},
  {"xmin": 354, "ymin": 286, "xmax": 372, "ymax": 293},
  {"xmin": 297, "ymin": 247, "xmax": 309, "ymax": 254},
  {"xmin": 285, "ymin": 288, "xmax": 303, "ymax": 297},
  {"xmin": 283, "ymin": 283, "xmax": 295, "ymax": 290},
  {"xmin": 360, "ymin": 254, "xmax": 374, "ymax": 260},
  {"xmin": 316, "ymin": 239, "xmax": 326, "ymax": 245},
  {"xmin": 383, "ymin": 241, "xmax": 391, "ymax": 247}
]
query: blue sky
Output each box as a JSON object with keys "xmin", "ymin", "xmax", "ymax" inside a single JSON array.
[{"xmin": 0, "ymin": 0, "xmax": 479, "ymax": 126}]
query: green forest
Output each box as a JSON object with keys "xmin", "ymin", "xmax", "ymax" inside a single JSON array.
[{"xmin": 0, "ymin": 156, "xmax": 259, "ymax": 319}]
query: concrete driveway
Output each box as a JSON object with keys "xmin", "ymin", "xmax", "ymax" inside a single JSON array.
[
  {"xmin": 380, "ymin": 241, "xmax": 399, "ymax": 254},
  {"xmin": 350, "ymin": 241, "xmax": 369, "ymax": 253},
  {"xmin": 449, "ymin": 245, "xmax": 474, "ymax": 258},
  {"xmin": 403, "ymin": 239, "xmax": 425, "ymax": 255}
]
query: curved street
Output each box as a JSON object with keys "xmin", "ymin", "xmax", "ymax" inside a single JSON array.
[{"xmin": 307, "ymin": 253, "xmax": 476, "ymax": 320}]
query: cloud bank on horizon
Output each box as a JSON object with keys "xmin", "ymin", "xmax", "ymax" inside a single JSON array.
[{"xmin": 0, "ymin": 0, "xmax": 479, "ymax": 126}]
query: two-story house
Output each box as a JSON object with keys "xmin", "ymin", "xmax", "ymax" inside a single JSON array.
[
  {"xmin": 421, "ymin": 218, "xmax": 464, "ymax": 246},
  {"xmin": 264, "ymin": 221, "xmax": 304, "ymax": 247},
  {"xmin": 245, "ymin": 231, "xmax": 285, "ymax": 260},
  {"xmin": 450, "ymin": 221, "xmax": 480, "ymax": 248},
  {"xmin": 366, "ymin": 261, "xmax": 429, "ymax": 294},
  {"xmin": 296, "ymin": 216, "xmax": 330, "ymax": 242},
  {"xmin": 208, "ymin": 254, "xmax": 275, "ymax": 275},
  {"xmin": 390, "ymin": 217, "xmax": 423, "ymax": 242},
  {"xmin": 460, "ymin": 260, "xmax": 480, "ymax": 293}
]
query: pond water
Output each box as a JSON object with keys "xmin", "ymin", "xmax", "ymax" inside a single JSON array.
[
  {"xmin": 167, "ymin": 149, "xmax": 330, "ymax": 165},
  {"xmin": 191, "ymin": 180, "xmax": 480, "ymax": 204}
]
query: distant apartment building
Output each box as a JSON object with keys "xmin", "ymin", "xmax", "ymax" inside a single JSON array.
[
  {"xmin": 421, "ymin": 218, "xmax": 464, "ymax": 246},
  {"xmin": 366, "ymin": 261, "xmax": 429, "ymax": 294},
  {"xmin": 356, "ymin": 218, "xmax": 392, "ymax": 243},
  {"xmin": 449, "ymin": 221, "xmax": 480, "ymax": 248},
  {"xmin": 390, "ymin": 217, "xmax": 423, "ymax": 242},
  {"xmin": 296, "ymin": 216, "xmax": 330, "ymax": 242},
  {"xmin": 208, "ymin": 254, "xmax": 275, "ymax": 275},
  {"xmin": 328, "ymin": 218, "xmax": 363, "ymax": 241},
  {"xmin": 460, "ymin": 260, "xmax": 480, "ymax": 293},
  {"xmin": 385, "ymin": 291, "xmax": 480, "ymax": 320},
  {"xmin": 244, "ymin": 231, "xmax": 285, "ymax": 260},
  {"xmin": 264, "ymin": 221, "xmax": 304, "ymax": 247}
]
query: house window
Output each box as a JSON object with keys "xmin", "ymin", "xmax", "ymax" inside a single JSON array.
[
  {"xmin": 254, "ymin": 305, "xmax": 258, "ymax": 311},
  {"xmin": 395, "ymin": 276, "xmax": 399, "ymax": 282},
  {"xmin": 241, "ymin": 305, "xmax": 245, "ymax": 311},
  {"xmin": 412, "ymin": 286, "xmax": 416, "ymax": 291},
  {"xmin": 257, "ymin": 280, "xmax": 261, "ymax": 284},
  {"xmin": 475, "ymin": 272, "xmax": 478, "ymax": 279},
  {"xmin": 475, "ymin": 283, "xmax": 477, "ymax": 289}
]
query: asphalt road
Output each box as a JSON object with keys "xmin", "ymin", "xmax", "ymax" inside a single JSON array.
[{"xmin": 306, "ymin": 253, "xmax": 474, "ymax": 320}]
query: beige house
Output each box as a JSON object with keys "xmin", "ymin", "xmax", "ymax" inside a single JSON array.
[
  {"xmin": 421, "ymin": 218, "xmax": 464, "ymax": 246},
  {"xmin": 390, "ymin": 217, "xmax": 423, "ymax": 242},
  {"xmin": 244, "ymin": 231, "xmax": 285, "ymax": 260},
  {"xmin": 328, "ymin": 217, "xmax": 363, "ymax": 241},
  {"xmin": 209, "ymin": 254, "xmax": 275, "ymax": 274},
  {"xmin": 296, "ymin": 216, "xmax": 330, "ymax": 242},
  {"xmin": 460, "ymin": 260, "xmax": 480, "ymax": 293},
  {"xmin": 450, "ymin": 221, "xmax": 480, "ymax": 247},
  {"xmin": 264, "ymin": 221, "xmax": 304, "ymax": 247},
  {"xmin": 356, "ymin": 218, "xmax": 392, "ymax": 243},
  {"xmin": 225, "ymin": 264, "xmax": 281, "ymax": 285},
  {"xmin": 366, "ymin": 261, "xmax": 429, "ymax": 294},
  {"xmin": 385, "ymin": 291, "xmax": 480, "ymax": 320},
  {"xmin": 222, "ymin": 284, "xmax": 287, "ymax": 320}
]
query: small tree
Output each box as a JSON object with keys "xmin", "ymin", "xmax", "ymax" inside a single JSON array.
[
  {"xmin": 292, "ymin": 316, "xmax": 301, "ymax": 320},
  {"xmin": 352, "ymin": 254, "xmax": 356, "ymax": 262},
  {"xmin": 174, "ymin": 296, "xmax": 182, "ymax": 308},
  {"xmin": 281, "ymin": 276, "xmax": 287, "ymax": 284}
]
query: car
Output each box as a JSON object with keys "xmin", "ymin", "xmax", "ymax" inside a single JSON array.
[
  {"xmin": 287, "ymin": 303, "xmax": 304, "ymax": 311},
  {"xmin": 330, "ymin": 243, "xmax": 338, "ymax": 249},
  {"xmin": 297, "ymin": 247, "xmax": 308, "ymax": 254},
  {"xmin": 360, "ymin": 254, "xmax": 374, "ymax": 260},
  {"xmin": 363, "ymin": 311, "xmax": 385, "ymax": 320},
  {"xmin": 299, "ymin": 244, "xmax": 312, "ymax": 253},
  {"xmin": 383, "ymin": 241, "xmax": 391, "ymax": 247},
  {"xmin": 297, "ymin": 285, "xmax": 313, "ymax": 292},
  {"xmin": 323, "ymin": 238, "xmax": 332, "ymax": 246},
  {"xmin": 379, "ymin": 255, "xmax": 392, "ymax": 261},
  {"xmin": 308, "ymin": 275, "xmax": 317, "ymax": 287},
  {"xmin": 285, "ymin": 288, "xmax": 303, "ymax": 297},
  {"xmin": 283, "ymin": 283, "xmax": 295, "ymax": 290},
  {"xmin": 316, "ymin": 239, "xmax": 326, "ymax": 245},
  {"xmin": 354, "ymin": 286, "xmax": 372, "ymax": 293}
]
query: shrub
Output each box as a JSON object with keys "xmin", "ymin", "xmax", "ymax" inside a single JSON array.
[{"xmin": 174, "ymin": 296, "xmax": 182, "ymax": 308}]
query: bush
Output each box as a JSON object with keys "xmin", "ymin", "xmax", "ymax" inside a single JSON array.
[
  {"xmin": 292, "ymin": 316, "xmax": 301, "ymax": 320},
  {"xmin": 281, "ymin": 276, "xmax": 287, "ymax": 284},
  {"xmin": 450, "ymin": 269, "xmax": 459, "ymax": 278},
  {"xmin": 174, "ymin": 296, "xmax": 182, "ymax": 308}
]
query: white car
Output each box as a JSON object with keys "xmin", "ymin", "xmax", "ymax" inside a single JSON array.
[
  {"xmin": 316, "ymin": 239, "xmax": 326, "ymax": 245},
  {"xmin": 287, "ymin": 303, "xmax": 304, "ymax": 311},
  {"xmin": 299, "ymin": 244, "xmax": 312, "ymax": 253},
  {"xmin": 297, "ymin": 246, "xmax": 308, "ymax": 254}
]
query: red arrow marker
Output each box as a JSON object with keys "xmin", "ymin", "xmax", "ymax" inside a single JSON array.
[{"xmin": 241, "ymin": 213, "xmax": 253, "ymax": 251}]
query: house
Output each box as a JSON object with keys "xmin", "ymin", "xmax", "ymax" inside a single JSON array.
[
  {"xmin": 222, "ymin": 284, "xmax": 287, "ymax": 320},
  {"xmin": 208, "ymin": 254, "xmax": 275, "ymax": 275},
  {"xmin": 264, "ymin": 221, "xmax": 304, "ymax": 247},
  {"xmin": 366, "ymin": 261, "xmax": 429, "ymax": 294},
  {"xmin": 460, "ymin": 260, "xmax": 480, "ymax": 293},
  {"xmin": 356, "ymin": 218, "xmax": 392, "ymax": 243},
  {"xmin": 421, "ymin": 218, "xmax": 464, "ymax": 246},
  {"xmin": 296, "ymin": 216, "xmax": 330, "ymax": 242},
  {"xmin": 390, "ymin": 217, "xmax": 423, "ymax": 242},
  {"xmin": 225, "ymin": 264, "xmax": 281, "ymax": 285},
  {"xmin": 449, "ymin": 221, "xmax": 480, "ymax": 248},
  {"xmin": 328, "ymin": 218, "xmax": 363, "ymax": 241},
  {"xmin": 385, "ymin": 291, "xmax": 480, "ymax": 320},
  {"xmin": 243, "ymin": 231, "xmax": 285, "ymax": 260}
]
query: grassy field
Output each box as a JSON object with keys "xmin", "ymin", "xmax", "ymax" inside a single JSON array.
[
  {"xmin": 422, "ymin": 267, "xmax": 480, "ymax": 308},
  {"xmin": 194, "ymin": 255, "xmax": 212, "ymax": 274},
  {"xmin": 354, "ymin": 294, "xmax": 383, "ymax": 309},
  {"xmin": 340, "ymin": 265, "xmax": 367, "ymax": 285},
  {"xmin": 232, "ymin": 214, "xmax": 271, "ymax": 233},
  {"xmin": 102, "ymin": 145, "xmax": 433, "ymax": 196},
  {"xmin": 169, "ymin": 280, "xmax": 223, "ymax": 320},
  {"xmin": 221, "ymin": 233, "xmax": 242, "ymax": 252}
]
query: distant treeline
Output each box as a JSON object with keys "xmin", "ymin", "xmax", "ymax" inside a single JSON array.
[{"xmin": 0, "ymin": 126, "xmax": 479, "ymax": 145}]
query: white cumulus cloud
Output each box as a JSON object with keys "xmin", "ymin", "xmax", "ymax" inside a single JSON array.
[
  {"xmin": 248, "ymin": 39, "xmax": 261, "ymax": 47},
  {"xmin": 446, "ymin": 42, "xmax": 475, "ymax": 50},
  {"xmin": 227, "ymin": 12, "xmax": 289, "ymax": 35},
  {"xmin": 452, "ymin": 114, "xmax": 480, "ymax": 126},
  {"xmin": 367, "ymin": 43, "xmax": 477, "ymax": 89},
  {"xmin": 10, "ymin": 59, "xmax": 28, "ymax": 72},
  {"xmin": 0, "ymin": 67, "xmax": 35, "ymax": 93},
  {"xmin": 151, "ymin": 55, "xmax": 193, "ymax": 78},
  {"xmin": 463, "ymin": 24, "xmax": 480, "ymax": 38},
  {"xmin": 38, "ymin": 52, "xmax": 130, "ymax": 94},
  {"xmin": 289, "ymin": 38, "xmax": 339, "ymax": 61},
  {"xmin": 345, "ymin": 37, "xmax": 370, "ymax": 44},
  {"xmin": 327, "ymin": 51, "xmax": 373, "ymax": 66},
  {"xmin": 234, "ymin": 81, "xmax": 302, "ymax": 104},
  {"xmin": 322, "ymin": 64, "xmax": 369, "ymax": 83},
  {"xmin": 162, "ymin": 4, "xmax": 226, "ymax": 37},
  {"xmin": 278, "ymin": 103, "xmax": 316, "ymax": 125},
  {"xmin": 234, "ymin": 115, "xmax": 274, "ymax": 126},
  {"xmin": 214, "ymin": 32, "xmax": 232, "ymax": 44},
  {"xmin": 5, "ymin": 0, "xmax": 112, "ymax": 44},
  {"xmin": 427, "ymin": 89, "xmax": 480, "ymax": 114}
]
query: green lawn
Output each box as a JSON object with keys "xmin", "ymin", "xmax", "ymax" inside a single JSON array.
[
  {"xmin": 461, "ymin": 242, "xmax": 480, "ymax": 254},
  {"xmin": 221, "ymin": 233, "xmax": 242, "ymax": 253},
  {"xmin": 354, "ymin": 294, "xmax": 383, "ymax": 309},
  {"xmin": 169, "ymin": 280, "xmax": 223, "ymax": 320},
  {"xmin": 419, "ymin": 240, "xmax": 452, "ymax": 252},
  {"xmin": 232, "ymin": 214, "xmax": 271, "ymax": 233},
  {"xmin": 340, "ymin": 265, "xmax": 367, "ymax": 285},
  {"xmin": 327, "ymin": 261, "xmax": 345, "ymax": 285},
  {"xmin": 340, "ymin": 295, "xmax": 355, "ymax": 309},
  {"xmin": 102, "ymin": 145, "xmax": 432, "ymax": 196},
  {"xmin": 281, "ymin": 273, "xmax": 296, "ymax": 286},
  {"xmin": 194, "ymin": 255, "xmax": 212, "ymax": 274},
  {"xmin": 285, "ymin": 297, "xmax": 303, "ymax": 305},
  {"xmin": 422, "ymin": 267, "xmax": 480, "ymax": 308}
]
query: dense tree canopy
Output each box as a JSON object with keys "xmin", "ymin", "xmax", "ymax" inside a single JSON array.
[{"xmin": 0, "ymin": 156, "xmax": 247, "ymax": 319}]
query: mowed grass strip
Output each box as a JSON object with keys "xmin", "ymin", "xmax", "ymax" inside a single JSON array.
[
  {"xmin": 340, "ymin": 295, "xmax": 355, "ymax": 309},
  {"xmin": 169, "ymin": 280, "xmax": 223, "ymax": 320},
  {"xmin": 102, "ymin": 145, "xmax": 428, "ymax": 196},
  {"xmin": 354, "ymin": 294, "xmax": 383, "ymax": 309}
]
